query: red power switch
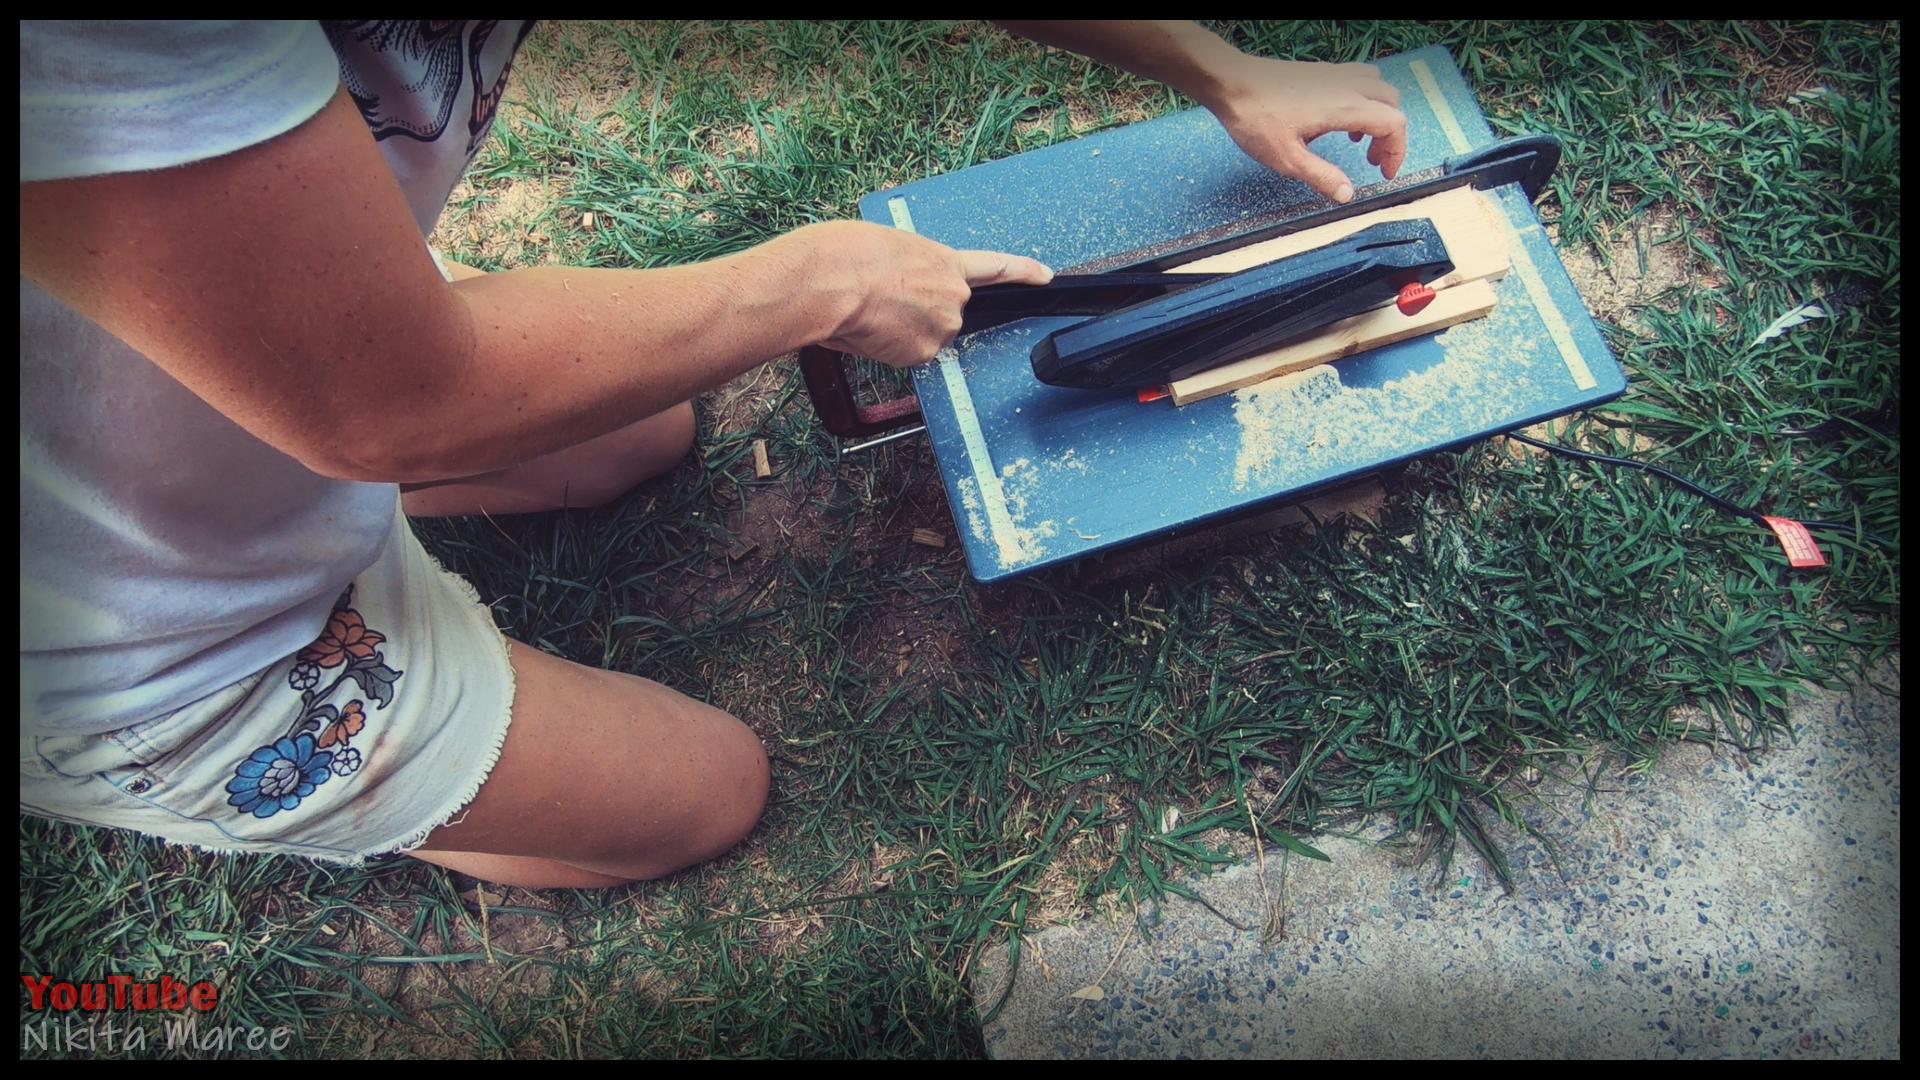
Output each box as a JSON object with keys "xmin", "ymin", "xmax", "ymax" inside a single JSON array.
[{"xmin": 1396, "ymin": 282, "xmax": 1436, "ymax": 316}]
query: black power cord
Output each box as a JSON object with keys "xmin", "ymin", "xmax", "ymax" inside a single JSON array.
[{"xmin": 1502, "ymin": 431, "xmax": 1894, "ymax": 550}]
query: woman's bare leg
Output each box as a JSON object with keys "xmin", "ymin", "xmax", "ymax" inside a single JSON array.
[
  {"xmin": 400, "ymin": 400, "xmax": 695, "ymax": 518},
  {"xmin": 406, "ymin": 850, "xmax": 639, "ymax": 890},
  {"xmin": 399, "ymin": 253, "xmax": 739, "ymax": 886},
  {"xmin": 406, "ymin": 642, "xmax": 769, "ymax": 885}
]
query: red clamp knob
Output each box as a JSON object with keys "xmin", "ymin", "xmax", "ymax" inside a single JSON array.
[{"xmin": 1396, "ymin": 282, "xmax": 1436, "ymax": 316}]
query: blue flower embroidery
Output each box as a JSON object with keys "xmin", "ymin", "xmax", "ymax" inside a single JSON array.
[
  {"xmin": 226, "ymin": 589, "xmax": 402, "ymax": 820},
  {"xmin": 226, "ymin": 735, "xmax": 334, "ymax": 818}
]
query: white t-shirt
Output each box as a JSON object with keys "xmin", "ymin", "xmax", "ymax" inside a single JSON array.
[{"xmin": 20, "ymin": 20, "xmax": 534, "ymax": 735}]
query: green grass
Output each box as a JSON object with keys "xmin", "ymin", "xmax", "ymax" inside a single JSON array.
[{"xmin": 20, "ymin": 20, "xmax": 1901, "ymax": 1058}]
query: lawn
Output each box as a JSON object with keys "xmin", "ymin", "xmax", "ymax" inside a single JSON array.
[{"xmin": 19, "ymin": 20, "xmax": 1901, "ymax": 1059}]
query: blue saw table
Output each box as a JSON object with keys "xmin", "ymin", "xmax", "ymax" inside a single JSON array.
[{"xmin": 864, "ymin": 45, "xmax": 1624, "ymax": 582}]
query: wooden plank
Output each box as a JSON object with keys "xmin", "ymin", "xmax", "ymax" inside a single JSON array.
[
  {"xmin": 1164, "ymin": 188, "xmax": 1511, "ymax": 407},
  {"xmin": 751, "ymin": 439, "xmax": 772, "ymax": 478},
  {"xmin": 910, "ymin": 528, "xmax": 947, "ymax": 549},
  {"xmin": 1168, "ymin": 279, "xmax": 1497, "ymax": 405}
]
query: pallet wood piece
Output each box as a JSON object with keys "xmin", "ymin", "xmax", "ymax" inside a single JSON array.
[
  {"xmin": 752, "ymin": 439, "xmax": 772, "ymax": 478},
  {"xmin": 910, "ymin": 528, "xmax": 947, "ymax": 549},
  {"xmin": 1166, "ymin": 187, "xmax": 1511, "ymax": 406},
  {"xmin": 1168, "ymin": 279, "xmax": 1497, "ymax": 405}
]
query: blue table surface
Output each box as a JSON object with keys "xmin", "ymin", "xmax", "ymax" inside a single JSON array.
[{"xmin": 864, "ymin": 45, "xmax": 1625, "ymax": 582}]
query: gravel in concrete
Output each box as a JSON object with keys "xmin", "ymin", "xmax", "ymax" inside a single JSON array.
[{"xmin": 975, "ymin": 666, "xmax": 1901, "ymax": 1058}]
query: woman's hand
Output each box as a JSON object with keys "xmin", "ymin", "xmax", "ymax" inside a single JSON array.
[
  {"xmin": 794, "ymin": 220, "xmax": 1053, "ymax": 368},
  {"xmin": 1202, "ymin": 56, "xmax": 1408, "ymax": 203},
  {"xmin": 992, "ymin": 23, "xmax": 1409, "ymax": 205}
]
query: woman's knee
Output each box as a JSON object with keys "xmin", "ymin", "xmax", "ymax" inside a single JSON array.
[
  {"xmin": 566, "ymin": 400, "xmax": 696, "ymax": 508},
  {"xmin": 680, "ymin": 711, "xmax": 770, "ymax": 864},
  {"xmin": 411, "ymin": 645, "xmax": 765, "ymax": 880},
  {"xmin": 657, "ymin": 399, "xmax": 697, "ymax": 461},
  {"xmin": 545, "ymin": 679, "xmax": 768, "ymax": 877}
]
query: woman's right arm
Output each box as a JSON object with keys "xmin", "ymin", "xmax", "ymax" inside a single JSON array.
[{"xmin": 21, "ymin": 88, "xmax": 1048, "ymax": 484}]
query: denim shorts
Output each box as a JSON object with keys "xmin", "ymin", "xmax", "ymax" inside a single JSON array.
[{"xmin": 20, "ymin": 504, "xmax": 517, "ymax": 864}]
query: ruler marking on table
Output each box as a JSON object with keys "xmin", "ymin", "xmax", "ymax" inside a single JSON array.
[
  {"xmin": 1410, "ymin": 60, "xmax": 1471, "ymax": 154},
  {"xmin": 891, "ymin": 195, "xmax": 1023, "ymax": 560},
  {"xmin": 1506, "ymin": 222, "xmax": 1599, "ymax": 390},
  {"xmin": 1413, "ymin": 60, "xmax": 1595, "ymax": 391},
  {"xmin": 937, "ymin": 353, "xmax": 1019, "ymax": 549}
]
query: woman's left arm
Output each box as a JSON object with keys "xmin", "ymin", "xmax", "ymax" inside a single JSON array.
[{"xmin": 994, "ymin": 20, "xmax": 1407, "ymax": 203}]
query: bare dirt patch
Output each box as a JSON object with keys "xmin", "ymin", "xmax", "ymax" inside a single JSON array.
[
  {"xmin": 510, "ymin": 20, "xmax": 646, "ymax": 129},
  {"xmin": 440, "ymin": 173, "xmax": 573, "ymax": 266},
  {"xmin": 1552, "ymin": 205, "xmax": 1702, "ymax": 332},
  {"xmin": 704, "ymin": 358, "xmax": 791, "ymax": 439}
]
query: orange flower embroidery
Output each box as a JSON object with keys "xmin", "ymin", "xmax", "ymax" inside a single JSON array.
[
  {"xmin": 298, "ymin": 608, "xmax": 387, "ymax": 669},
  {"xmin": 318, "ymin": 701, "xmax": 366, "ymax": 749}
]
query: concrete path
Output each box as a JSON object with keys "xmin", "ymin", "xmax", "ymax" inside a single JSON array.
[{"xmin": 975, "ymin": 663, "xmax": 1900, "ymax": 1058}]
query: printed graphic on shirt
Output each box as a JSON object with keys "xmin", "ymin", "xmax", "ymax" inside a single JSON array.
[
  {"xmin": 321, "ymin": 20, "xmax": 536, "ymax": 159},
  {"xmin": 464, "ymin": 21, "xmax": 534, "ymax": 154}
]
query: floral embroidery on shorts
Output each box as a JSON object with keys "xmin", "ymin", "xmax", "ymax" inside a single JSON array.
[{"xmin": 224, "ymin": 586, "xmax": 404, "ymax": 818}]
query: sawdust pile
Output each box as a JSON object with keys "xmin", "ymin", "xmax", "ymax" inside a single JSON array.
[
  {"xmin": 1229, "ymin": 303, "xmax": 1547, "ymax": 491},
  {"xmin": 957, "ymin": 456, "xmax": 1060, "ymax": 570}
]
